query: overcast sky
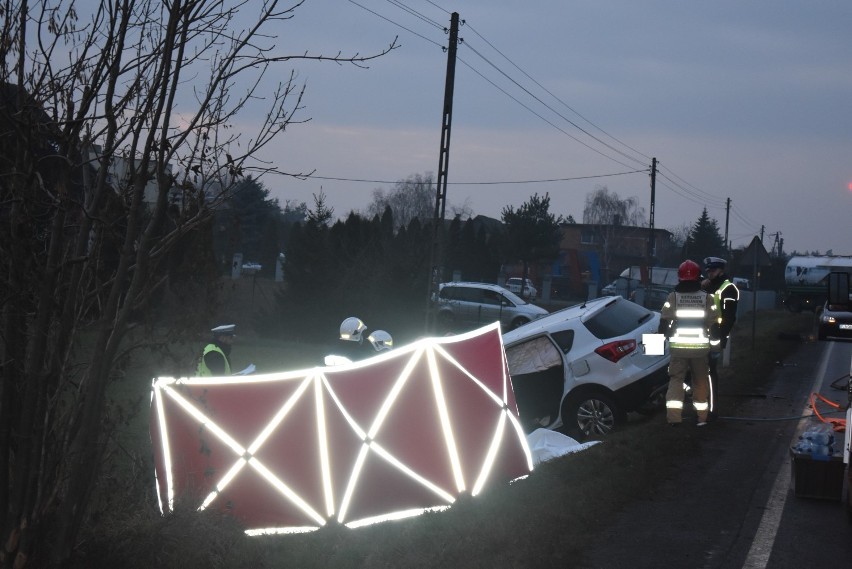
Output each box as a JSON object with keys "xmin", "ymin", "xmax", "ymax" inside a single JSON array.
[{"xmin": 245, "ymin": 0, "xmax": 851, "ymax": 255}]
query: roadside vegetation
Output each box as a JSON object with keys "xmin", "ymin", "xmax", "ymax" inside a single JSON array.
[{"xmin": 70, "ymin": 309, "xmax": 814, "ymax": 568}]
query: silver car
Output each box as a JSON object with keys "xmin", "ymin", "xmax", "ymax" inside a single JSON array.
[
  {"xmin": 502, "ymin": 295, "xmax": 670, "ymax": 440},
  {"xmin": 434, "ymin": 281, "xmax": 548, "ymax": 332}
]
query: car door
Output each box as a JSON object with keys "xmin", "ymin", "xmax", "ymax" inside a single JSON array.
[{"xmin": 478, "ymin": 288, "xmax": 506, "ymax": 326}]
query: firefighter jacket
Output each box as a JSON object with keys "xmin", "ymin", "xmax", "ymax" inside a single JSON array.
[
  {"xmin": 196, "ymin": 343, "xmax": 232, "ymax": 376},
  {"xmin": 659, "ymin": 281, "xmax": 717, "ymax": 357}
]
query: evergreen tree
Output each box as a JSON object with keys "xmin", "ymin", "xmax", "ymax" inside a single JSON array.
[
  {"xmin": 683, "ymin": 208, "xmax": 726, "ymax": 263},
  {"xmin": 501, "ymin": 193, "xmax": 563, "ymax": 284},
  {"xmin": 212, "ymin": 176, "xmax": 283, "ymax": 274}
]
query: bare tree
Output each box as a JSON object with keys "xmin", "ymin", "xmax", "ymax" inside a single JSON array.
[
  {"xmin": 365, "ymin": 172, "xmax": 436, "ymax": 229},
  {"xmin": 581, "ymin": 185, "xmax": 646, "ymax": 282},
  {"xmin": 0, "ymin": 1, "xmax": 395, "ymax": 566},
  {"xmin": 668, "ymin": 222, "xmax": 691, "ymax": 250}
]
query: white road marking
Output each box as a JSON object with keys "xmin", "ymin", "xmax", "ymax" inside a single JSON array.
[{"xmin": 740, "ymin": 341, "xmax": 834, "ymax": 569}]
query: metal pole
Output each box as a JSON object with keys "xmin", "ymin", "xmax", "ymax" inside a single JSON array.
[
  {"xmin": 646, "ymin": 157, "xmax": 656, "ymax": 308},
  {"xmin": 425, "ymin": 12, "xmax": 460, "ymax": 332}
]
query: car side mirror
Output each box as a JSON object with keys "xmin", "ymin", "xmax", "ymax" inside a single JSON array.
[{"xmin": 827, "ymin": 271, "xmax": 851, "ymax": 308}]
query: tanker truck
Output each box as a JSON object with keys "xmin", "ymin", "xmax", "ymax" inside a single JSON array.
[{"xmin": 784, "ymin": 255, "xmax": 852, "ymax": 312}]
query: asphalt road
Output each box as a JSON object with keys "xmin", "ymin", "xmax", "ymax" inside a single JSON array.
[{"xmin": 576, "ymin": 337, "xmax": 852, "ymax": 569}]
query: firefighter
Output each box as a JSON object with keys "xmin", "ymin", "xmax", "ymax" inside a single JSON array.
[
  {"xmin": 196, "ymin": 324, "xmax": 236, "ymax": 376},
  {"xmin": 702, "ymin": 256, "xmax": 740, "ymax": 421},
  {"xmin": 337, "ymin": 316, "xmax": 371, "ymax": 361},
  {"xmin": 659, "ymin": 260, "xmax": 718, "ymax": 426}
]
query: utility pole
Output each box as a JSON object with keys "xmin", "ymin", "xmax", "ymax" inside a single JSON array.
[
  {"xmin": 724, "ymin": 198, "xmax": 731, "ymax": 256},
  {"xmin": 646, "ymin": 157, "xmax": 656, "ymax": 308},
  {"xmin": 770, "ymin": 232, "xmax": 782, "ymax": 256},
  {"xmin": 760, "ymin": 225, "xmax": 765, "ymax": 243},
  {"xmin": 425, "ymin": 12, "xmax": 460, "ymax": 332}
]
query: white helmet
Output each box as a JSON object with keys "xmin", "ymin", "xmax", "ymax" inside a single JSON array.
[
  {"xmin": 367, "ymin": 330, "xmax": 393, "ymax": 352},
  {"xmin": 703, "ymin": 256, "xmax": 727, "ymax": 271},
  {"xmin": 340, "ymin": 317, "xmax": 367, "ymax": 342}
]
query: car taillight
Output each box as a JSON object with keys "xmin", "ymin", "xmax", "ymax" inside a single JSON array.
[{"xmin": 594, "ymin": 339, "xmax": 637, "ymax": 363}]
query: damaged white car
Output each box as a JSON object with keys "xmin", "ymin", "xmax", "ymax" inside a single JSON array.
[{"xmin": 503, "ymin": 296, "xmax": 670, "ymax": 440}]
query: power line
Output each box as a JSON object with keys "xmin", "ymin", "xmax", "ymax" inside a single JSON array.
[
  {"xmin": 656, "ymin": 171, "xmax": 727, "ymax": 209},
  {"xmin": 346, "ymin": 0, "xmax": 444, "ymax": 48},
  {"xmin": 456, "ymin": 56, "xmax": 639, "ymax": 171},
  {"xmin": 657, "ymin": 162, "xmax": 727, "ymax": 207},
  {"xmin": 382, "ymin": 0, "xmax": 444, "ymax": 30},
  {"xmin": 423, "ymin": 0, "xmax": 450, "ymax": 15},
  {"xmin": 730, "ymin": 205, "xmax": 762, "ymax": 232},
  {"xmin": 464, "ymin": 22, "xmax": 651, "ymax": 164},
  {"xmin": 461, "ymin": 40, "xmax": 647, "ymax": 169},
  {"xmin": 301, "ymin": 169, "xmax": 646, "ymax": 186}
]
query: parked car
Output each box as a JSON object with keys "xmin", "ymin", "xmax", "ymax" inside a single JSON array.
[
  {"xmin": 241, "ymin": 262, "xmax": 262, "ymax": 273},
  {"xmin": 505, "ymin": 277, "xmax": 538, "ymax": 298},
  {"xmin": 433, "ymin": 282, "xmax": 548, "ymax": 332},
  {"xmin": 817, "ymin": 299, "xmax": 852, "ymax": 341},
  {"xmin": 502, "ymin": 295, "xmax": 670, "ymax": 440}
]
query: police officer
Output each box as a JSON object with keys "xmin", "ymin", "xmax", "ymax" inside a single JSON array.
[
  {"xmin": 659, "ymin": 260, "xmax": 718, "ymax": 426},
  {"xmin": 196, "ymin": 324, "xmax": 236, "ymax": 376},
  {"xmin": 702, "ymin": 256, "xmax": 740, "ymax": 420}
]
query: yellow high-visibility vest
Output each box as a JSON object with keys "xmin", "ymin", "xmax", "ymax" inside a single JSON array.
[{"xmin": 196, "ymin": 344, "xmax": 231, "ymax": 376}]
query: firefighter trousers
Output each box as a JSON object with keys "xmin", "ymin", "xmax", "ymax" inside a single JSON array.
[{"xmin": 666, "ymin": 355, "xmax": 710, "ymax": 424}]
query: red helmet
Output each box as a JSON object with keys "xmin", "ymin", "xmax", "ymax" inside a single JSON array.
[{"xmin": 678, "ymin": 260, "xmax": 701, "ymax": 281}]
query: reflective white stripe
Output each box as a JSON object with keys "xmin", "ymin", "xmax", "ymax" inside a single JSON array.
[
  {"xmin": 694, "ymin": 402, "xmax": 709, "ymax": 411},
  {"xmin": 675, "ymin": 309, "xmax": 705, "ymax": 318},
  {"xmin": 667, "ymin": 401, "xmax": 683, "ymax": 409},
  {"xmin": 674, "ymin": 327, "xmax": 706, "ymax": 335}
]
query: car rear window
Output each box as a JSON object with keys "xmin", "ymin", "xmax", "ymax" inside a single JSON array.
[
  {"xmin": 550, "ymin": 329, "xmax": 574, "ymax": 353},
  {"xmin": 583, "ymin": 298, "xmax": 653, "ymax": 339}
]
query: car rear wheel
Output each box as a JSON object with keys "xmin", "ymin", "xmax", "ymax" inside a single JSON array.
[
  {"xmin": 508, "ymin": 317, "xmax": 530, "ymax": 331},
  {"xmin": 634, "ymin": 386, "xmax": 667, "ymax": 416},
  {"xmin": 560, "ymin": 390, "xmax": 625, "ymax": 441}
]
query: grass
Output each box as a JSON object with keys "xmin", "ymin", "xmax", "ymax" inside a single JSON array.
[{"xmin": 75, "ymin": 308, "xmax": 815, "ymax": 568}]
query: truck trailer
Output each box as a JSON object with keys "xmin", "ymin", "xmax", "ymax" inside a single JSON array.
[{"xmin": 784, "ymin": 255, "xmax": 852, "ymax": 312}]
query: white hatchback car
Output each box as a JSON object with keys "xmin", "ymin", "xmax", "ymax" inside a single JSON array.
[
  {"xmin": 502, "ymin": 296, "xmax": 670, "ymax": 440},
  {"xmin": 505, "ymin": 277, "xmax": 537, "ymax": 298}
]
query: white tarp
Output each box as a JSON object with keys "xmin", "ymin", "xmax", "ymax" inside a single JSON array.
[{"xmin": 525, "ymin": 428, "xmax": 601, "ymax": 465}]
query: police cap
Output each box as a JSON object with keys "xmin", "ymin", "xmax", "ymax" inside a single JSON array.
[
  {"xmin": 211, "ymin": 324, "xmax": 236, "ymax": 336},
  {"xmin": 703, "ymin": 257, "xmax": 727, "ymax": 270}
]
